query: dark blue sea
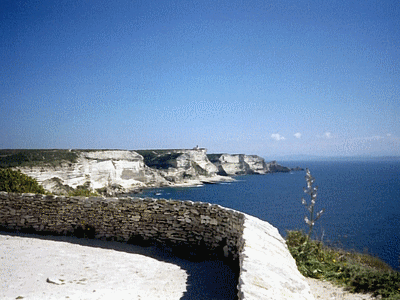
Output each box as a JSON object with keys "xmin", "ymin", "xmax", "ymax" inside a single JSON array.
[{"xmin": 136, "ymin": 160, "xmax": 400, "ymax": 270}]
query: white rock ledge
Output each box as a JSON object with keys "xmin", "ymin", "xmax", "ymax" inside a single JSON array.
[{"xmin": 239, "ymin": 214, "xmax": 314, "ymax": 300}]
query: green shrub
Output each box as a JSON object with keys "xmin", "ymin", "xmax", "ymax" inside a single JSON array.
[
  {"xmin": 68, "ymin": 181, "xmax": 99, "ymax": 197},
  {"xmin": 0, "ymin": 149, "xmax": 78, "ymax": 168},
  {"xmin": 68, "ymin": 189, "xmax": 98, "ymax": 197},
  {"xmin": 287, "ymin": 168, "xmax": 400, "ymax": 299},
  {"xmin": 0, "ymin": 168, "xmax": 46, "ymax": 194},
  {"xmin": 287, "ymin": 230, "xmax": 400, "ymax": 299}
]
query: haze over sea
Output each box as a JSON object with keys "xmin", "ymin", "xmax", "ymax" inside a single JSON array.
[{"xmin": 138, "ymin": 159, "xmax": 400, "ymax": 270}]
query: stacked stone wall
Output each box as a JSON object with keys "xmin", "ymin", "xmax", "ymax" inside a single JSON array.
[
  {"xmin": 0, "ymin": 191, "xmax": 245, "ymax": 259},
  {"xmin": 0, "ymin": 191, "xmax": 315, "ymax": 299}
]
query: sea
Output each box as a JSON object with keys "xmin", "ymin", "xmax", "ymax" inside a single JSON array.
[{"xmin": 135, "ymin": 160, "xmax": 400, "ymax": 271}]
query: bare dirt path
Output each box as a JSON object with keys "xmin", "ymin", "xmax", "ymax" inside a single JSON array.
[
  {"xmin": 305, "ymin": 277, "xmax": 378, "ymax": 300},
  {"xmin": 1, "ymin": 231, "xmax": 380, "ymax": 300},
  {"xmin": 0, "ymin": 232, "xmax": 237, "ymax": 300}
]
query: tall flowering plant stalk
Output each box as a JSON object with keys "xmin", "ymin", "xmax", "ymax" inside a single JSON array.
[{"xmin": 302, "ymin": 168, "xmax": 324, "ymax": 243}]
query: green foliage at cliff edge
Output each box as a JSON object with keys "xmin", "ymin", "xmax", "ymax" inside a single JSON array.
[
  {"xmin": 287, "ymin": 230, "xmax": 400, "ymax": 299},
  {"xmin": 0, "ymin": 149, "xmax": 78, "ymax": 168},
  {"xmin": 0, "ymin": 168, "xmax": 46, "ymax": 194}
]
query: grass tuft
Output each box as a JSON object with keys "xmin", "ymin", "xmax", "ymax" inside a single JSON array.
[
  {"xmin": 287, "ymin": 168, "xmax": 400, "ymax": 299},
  {"xmin": 286, "ymin": 230, "xmax": 400, "ymax": 299}
]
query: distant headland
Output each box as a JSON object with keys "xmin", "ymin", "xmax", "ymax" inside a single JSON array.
[{"xmin": 0, "ymin": 148, "xmax": 301, "ymax": 195}]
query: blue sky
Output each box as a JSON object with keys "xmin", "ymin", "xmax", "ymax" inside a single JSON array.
[{"xmin": 1, "ymin": 0, "xmax": 399, "ymax": 158}]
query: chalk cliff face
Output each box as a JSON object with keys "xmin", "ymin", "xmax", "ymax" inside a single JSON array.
[
  {"xmin": 136, "ymin": 148, "xmax": 228, "ymax": 187},
  {"xmin": 3, "ymin": 149, "xmax": 291, "ymax": 195},
  {"xmin": 15, "ymin": 150, "xmax": 149, "ymax": 195},
  {"xmin": 11, "ymin": 149, "xmax": 230, "ymax": 195},
  {"xmin": 148, "ymin": 148, "xmax": 218, "ymax": 176},
  {"xmin": 208, "ymin": 154, "xmax": 291, "ymax": 176}
]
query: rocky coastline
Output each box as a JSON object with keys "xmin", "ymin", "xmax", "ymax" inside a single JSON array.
[{"xmin": 0, "ymin": 148, "xmax": 300, "ymax": 196}]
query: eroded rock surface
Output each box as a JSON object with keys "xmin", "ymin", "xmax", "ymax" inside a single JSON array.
[
  {"xmin": 1, "ymin": 149, "xmax": 292, "ymax": 195},
  {"xmin": 239, "ymin": 215, "xmax": 314, "ymax": 300},
  {"xmin": 15, "ymin": 150, "xmax": 148, "ymax": 195},
  {"xmin": 9, "ymin": 149, "xmax": 232, "ymax": 195},
  {"xmin": 208, "ymin": 154, "xmax": 290, "ymax": 175}
]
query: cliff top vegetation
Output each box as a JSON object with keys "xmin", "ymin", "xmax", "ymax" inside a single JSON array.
[
  {"xmin": 0, "ymin": 149, "xmax": 142, "ymax": 168},
  {"xmin": 0, "ymin": 149, "xmax": 79, "ymax": 168},
  {"xmin": 0, "ymin": 149, "xmax": 205, "ymax": 169},
  {"xmin": 136, "ymin": 150, "xmax": 183, "ymax": 169},
  {"xmin": 0, "ymin": 168, "xmax": 46, "ymax": 194},
  {"xmin": 287, "ymin": 169, "xmax": 400, "ymax": 299}
]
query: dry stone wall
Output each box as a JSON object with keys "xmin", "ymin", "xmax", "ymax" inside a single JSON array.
[
  {"xmin": 0, "ymin": 191, "xmax": 244, "ymax": 260},
  {"xmin": 0, "ymin": 191, "xmax": 314, "ymax": 299}
]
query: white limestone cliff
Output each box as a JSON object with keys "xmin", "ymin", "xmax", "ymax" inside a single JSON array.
[
  {"xmin": 16, "ymin": 150, "xmax": 148, "ymax": 194},
  {"xmin": 208, "ymin": 154, "xmax": 291, "ymax": 176},
  {"xmin": 140, "ymin": 148, "xmax": 233, "ymax": 188},
  {"xmin": 7, "ymin": 149, "xmax": 292, "ymax": 195},
  {"xmin": 14, "ymin": 149, "xmax": 231, "ymax": 195}
]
